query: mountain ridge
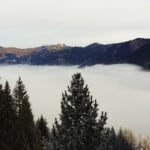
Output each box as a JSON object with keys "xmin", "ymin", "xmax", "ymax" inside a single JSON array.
[{"xmin": 0, "ymin": 38, "xmax": 150, "ymax": 69}]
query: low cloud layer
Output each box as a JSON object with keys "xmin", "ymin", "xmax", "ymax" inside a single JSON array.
[{"xmin": 0, "ymin": 64, "xmax": 150, "ymax": 135}]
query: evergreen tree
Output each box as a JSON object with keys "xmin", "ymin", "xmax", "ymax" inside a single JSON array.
[
  {"xmin": 0, "ymin": 81, "xmax": 17, "ymax": 149},
  {"xmin": 36, "ymin": 115, "xmax": 50, "ymax": 140},
  {"xmin": 36, "ymin": 115, "xmax": 50, "ymax": 149},
  {"xmin": 35, "ymin": 127, "xmax": 43, "ymax": 150},
  {"xmin": 104, "ymin": 127, "xmax": 118, "ymax": 150},
  {"xmin": 13, "ymin": 77, "xmax": 37, "ymax": 150},
  {"xmin": 51, "ymin": 73, "xmax": 107, "ymax": 150}
]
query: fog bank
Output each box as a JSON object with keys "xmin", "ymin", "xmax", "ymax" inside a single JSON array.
[{"xmin": 0, "ymin": 64, "xmax": 150, "ymax": 135}]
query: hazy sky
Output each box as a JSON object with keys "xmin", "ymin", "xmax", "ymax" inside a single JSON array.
[{"xmin": 0, "ymin": 0, "xmax": 150, "ymax": 47}]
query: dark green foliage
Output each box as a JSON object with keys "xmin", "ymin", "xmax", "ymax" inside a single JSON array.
[
  {"xmin": 115, "ymin": 128, "xmax": 134, "ymax": 150},
  {"xmin": 108, "ymin": 127, "xmax": 118, "ymax": 150},
  {"xmin": 103, "ymin": 127, "xmax": 137, "ymax": 150},
  {"xmin": 36, "ymin": 115, "xmax": 50, "ymax": 149},
  {"xmin": 51, "ymin": 73, "xmax": 107, "ymax": 150},
  {"xmin": 103, "ymin": 127, "xmax": 118, "ymax": 150},
  {"xmin": 0, "ymin": 74, "xmax": 147, "ymax": 150},
  {"xmin": 13, "ymin": 77, "xmax": 37, "ymax": 150},
  {"xmin": 0, "ymin": 77, "xmax": 49, "ymax": 150},
  {"xmin": 0, "ymin": 81, "xmax": 18, "ymax": 150},
  {"xmin": 14, "ymin": 77, "xmax": 27, "ymax": 116},
  {"xmin": 36, "ymin": 115, "xmax": 50, "ymax": 140}
]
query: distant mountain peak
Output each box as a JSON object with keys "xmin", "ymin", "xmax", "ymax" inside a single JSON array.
[
  {"xmin": 86, "ymin": 42, "xmax": 104, "ymax": 48},
  {"xmin": 38, "ymin": 44, "xmax": 67, "ymax": 51},
  {"xmin": 133, "ymin": 37, "xmax": 148, "ymax": 41},
  {"xmin": 129, "ymin": 38, "xmax": 150, "ymax": 51}
]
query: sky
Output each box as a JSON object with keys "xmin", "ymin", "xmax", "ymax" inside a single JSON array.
[{"xmin": 0, "ymin": 0, "xmax": 150, "ymax": 48}]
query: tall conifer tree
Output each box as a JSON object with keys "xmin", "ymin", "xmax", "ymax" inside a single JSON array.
[
  {"xmin": 13, "ymin": 77, "xmax": 37, "ymax": 150},
  {"xmin": 36, "ymin": 115, "xmax": 50, "ymax": 140},
  {"xmin": 51, "ymin": 73, "xmax": 107, "ymax": 150},
  {"xmin": 36, "ymin": 115, "xmax": 50, "ymax": 149},
  {"xmin": 0, "ymin": 81, "xmax": 17, "ymax": 149}
]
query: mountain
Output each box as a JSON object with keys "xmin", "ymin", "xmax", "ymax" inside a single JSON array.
[
  {"xmin": 129, "ymin": 42, "xmax": 150, "ymax": 70},
  {"xmin": 0, "ymin": 38, "xmax": 150, "ymax": 69}
]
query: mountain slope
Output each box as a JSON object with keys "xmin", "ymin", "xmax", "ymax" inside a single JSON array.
[
  {"xmin": 0, "ymin": 38, "xmax": 150, "ymax": 69},
  {"xmin": 79, "ymin": 38, "xmax": 150, "ymax": 66},
  {"xmin": 129, "ymin": 42, "xmax": 150, "ymax": 69}
]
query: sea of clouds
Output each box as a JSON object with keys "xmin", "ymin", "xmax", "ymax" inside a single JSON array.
[{"xmin": 0, "ymin": 64, "xmax": 150, "ymax": 135}]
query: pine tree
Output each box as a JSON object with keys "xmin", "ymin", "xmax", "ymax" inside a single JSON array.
[
  {"xmin": 36, "ymin": 115, "xmax": 50, "ymax": 140},
  {"xmin": 13, "ymin": 77, "xmax": 37, "ymax": 150},
  {"xmin": 104, "ymin": 127, "xmax": 118, "ymax": 150},
  {"xmin": 0, "ymin": 81, "xmax": 17, "ymax": 149},
  {"xmin": 0, "ymin": 83, "xmax": 4, "ymax": 147},
  {"xmin": 36, "ymin": 115, "xmax": 50, "ymax": 149},
  {"xmin": 51, "ymin": 73, "xmax": 107, "ymax": 150}
]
